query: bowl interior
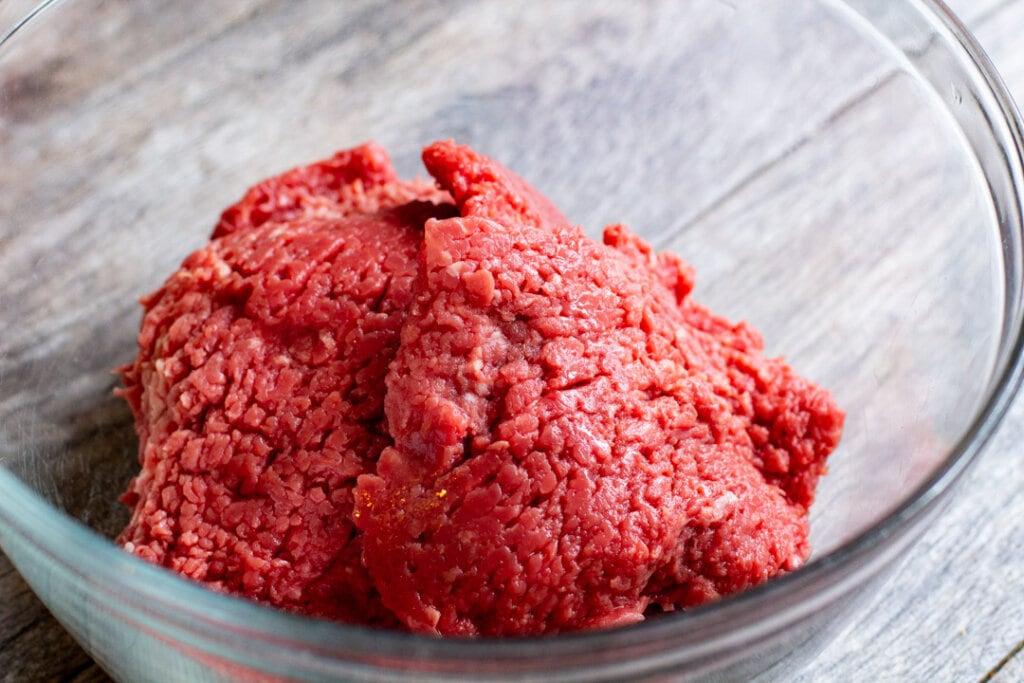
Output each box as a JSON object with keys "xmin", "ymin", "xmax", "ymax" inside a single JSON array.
[{"xmin": 0, "ymin": 0, "xmax": 1016, "ymax": 675}]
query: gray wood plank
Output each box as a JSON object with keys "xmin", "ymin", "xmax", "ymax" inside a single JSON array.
[
  {"xmin": 0, "ymin": 559, "xmax": 107, "ymax": 682},
  {"xmin": 988, "ymin": 641, "xmax": 1024, "ymax": 683},
  {"xmin": 777, "ymin": 1, "xmax": 1024, "ymax": 680},
  {"xmin": 778, "ymin": 402, "xmax": 1024, "ymax": 681}
]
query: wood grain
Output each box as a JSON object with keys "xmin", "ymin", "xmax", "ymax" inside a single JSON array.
[
  {"xmin": 776, "ymin": 1, "xmax": 1024, "ymax": 679},
  {"xmin": 1, "ymin": 0, "xmax": 1023, "ymax": 681},
  {"xmin": 986, "ymin": 639, "xmax": 1024, "ymax": 682}
]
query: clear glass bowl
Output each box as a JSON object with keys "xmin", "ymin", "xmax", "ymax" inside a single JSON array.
[{"xmin": 1, "ymin": 0, "xmax": 1022, "ymax": 680}]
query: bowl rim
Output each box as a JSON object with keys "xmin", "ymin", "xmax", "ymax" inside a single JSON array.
[{"xmin": 1, "ymin": 0, "xmax": 1023, "ymax": 676}]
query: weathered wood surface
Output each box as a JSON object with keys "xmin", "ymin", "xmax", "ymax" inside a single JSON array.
[
  {"xmin": 0, "ymin": 0, "xmax": 1023, "ymax": 680},
  {"xmin": 778, "ymin": 1, "xmax": 1024, "ymax": 680}
]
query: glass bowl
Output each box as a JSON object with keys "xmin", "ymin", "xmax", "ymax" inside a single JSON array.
[{"xmin": 1, "ymin": 0, "xmax": 1022, "ymax": 680}]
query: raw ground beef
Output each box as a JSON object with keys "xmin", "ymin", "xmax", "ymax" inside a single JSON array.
[
  {"xmin": 118, "ymin": 140, "xmax": 844, "ymax": 636},
  {"xmin": 117, "ymin": 143, "xmax": 454, "ymax": 625}
]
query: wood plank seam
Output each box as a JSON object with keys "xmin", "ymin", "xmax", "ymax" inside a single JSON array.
[
  {"xmin": 980, "ymin": 637, "xmax": 1024, "ymax": 682},
  {"xmin": 671, "ymin": 69, "xmax": 900, "ymax": 242}
]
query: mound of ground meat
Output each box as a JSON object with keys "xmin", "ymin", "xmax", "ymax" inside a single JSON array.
[{"xmin": 118, "ymin": 140, "xmax": 844, "ymax": 636}]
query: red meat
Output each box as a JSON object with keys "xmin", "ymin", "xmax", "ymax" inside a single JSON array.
[
  {"xmin": 117, "ymin": 144, "xmax": 453, "ymax": 624},
  {"xmin": 119, "ymin": 140, "xmax": 843, "ymax": 636},
  {"xmin": 352, "ymin": 142, "xmax": 842, "ymax": 635}
]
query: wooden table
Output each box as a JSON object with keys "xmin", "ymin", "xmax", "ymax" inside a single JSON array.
[{"xmin": 1, "ymin": 0, "xmax": 1023, "ymax": 680}]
